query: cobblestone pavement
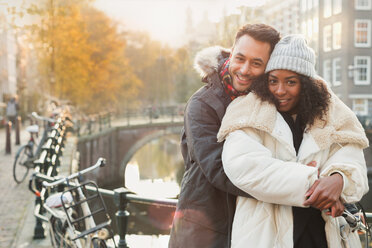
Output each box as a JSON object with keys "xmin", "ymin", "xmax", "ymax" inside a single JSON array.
[
  {"xmin": 0, "ymin": 126, "xmax": 33, "ymax": 248},
  {"xmin": 0, "ymin": 120, "xmax": 173, "ymax": 248},
  {"xmin": 0, "ymin": 123, "xmax": 77, "ymax": 248}
]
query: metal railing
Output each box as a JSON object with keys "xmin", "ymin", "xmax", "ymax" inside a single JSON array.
[
  {"xmin": 31, "ymin": 171, "xmax": 177, "ymax": 248},
  {"xmin": 75, "ymin": 112, "xmax": 113, "ymax": 136},
  {"xmin": 75, "ymin": 106, "xmax": 185, "ymax": 137},
  {"xmin": 27, "ymin": 110, "xmax": 74, "ymax": 239}
]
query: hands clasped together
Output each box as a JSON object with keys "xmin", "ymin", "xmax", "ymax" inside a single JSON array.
[{"xmin": 303, "ymin": 161, "xmax": 344, "ymax": 217}]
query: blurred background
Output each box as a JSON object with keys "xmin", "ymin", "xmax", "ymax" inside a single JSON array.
[
  {"xmin": 1, "ymin": 0, "xmax": 371, "ymax": 125},
  {"xmin": 1, "ymin": 0, "xmax": 372, "ymax": 246}
]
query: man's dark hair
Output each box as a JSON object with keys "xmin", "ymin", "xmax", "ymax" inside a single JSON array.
[
  {"xmin": 250, "ymin": 74, "xmax": 331, "ymax": 128},
  {"xmin": 234, "ymin": 24, "xmax": 281, "ymax": 53}
]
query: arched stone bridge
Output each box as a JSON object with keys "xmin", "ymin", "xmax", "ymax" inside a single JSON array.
[{"xmin": 77, "ymin": 121, "xmax": 183, "ymax": 187}]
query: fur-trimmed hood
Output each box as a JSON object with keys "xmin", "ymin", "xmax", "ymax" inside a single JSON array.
[
  {"xmin": 194, "ymin": 46, "xmax": 230, "ymax": 79},
  {"xmin": 217, "ymin": 92, "xmax": 369, "ymax": 150}
]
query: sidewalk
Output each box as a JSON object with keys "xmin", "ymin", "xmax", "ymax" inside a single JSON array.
[
  {"xmin": 0, "ymin": 123, "xmax": 77, "ymax": 248},
  {"xmin": 0, "ymin": 125, "xmax": 32, "ymax": 248}
]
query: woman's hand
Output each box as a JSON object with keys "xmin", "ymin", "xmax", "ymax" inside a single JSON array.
[
  {"xmin": 306, "ymin": 161, "xmax": 319, "ymax": 176},
  {"xmin": 303, "ymin": 173, "xmax": 344, "ymax": 214},
  {"xmin": 324, "ymin": 199, "xmax": 345, "ymax": 217}
]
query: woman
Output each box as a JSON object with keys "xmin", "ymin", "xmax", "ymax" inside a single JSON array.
[{"xmin": 217, "ymin": 34, "xmax": 369, "ymax": 248}]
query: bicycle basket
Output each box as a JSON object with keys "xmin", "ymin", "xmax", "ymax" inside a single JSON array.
[{"xmin": 60, "ymin": 181, "xmax": 113, "ymax": 241}]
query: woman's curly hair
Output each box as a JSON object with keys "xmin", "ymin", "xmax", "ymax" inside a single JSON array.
[{"xmin": 250, "ymin": 74, "xmax": 331, "ymax": 128}]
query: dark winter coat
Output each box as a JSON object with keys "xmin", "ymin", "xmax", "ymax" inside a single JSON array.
[{"xmin": 168, "ymin": 46, "xmax": 250, "ymax": 248}]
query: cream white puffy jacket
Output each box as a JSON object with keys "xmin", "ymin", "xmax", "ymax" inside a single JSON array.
[{"xmin": 217, "ymin": 93, "xmax": 369, "ymax": 248}]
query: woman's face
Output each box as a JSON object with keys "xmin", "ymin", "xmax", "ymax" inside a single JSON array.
[{"xmin": 268, "ymin": 70, "xmax": 301, "ymax": 114}]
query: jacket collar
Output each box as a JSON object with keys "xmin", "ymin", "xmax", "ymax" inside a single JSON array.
[
  {"xmin": 272, "ymin": 112, "xmax": 297, "ymax": 155},
  {"xmin": 194, "ymin": 46, "xmax": 231, "ymax": 81},
  {"xmin": 217, "ymin": 92, "xmax": 369, "ymax": 152}
]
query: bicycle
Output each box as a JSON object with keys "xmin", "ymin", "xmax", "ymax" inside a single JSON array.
[
  {"xmin": 340, "ymin": 203, "xmax": 371, "ymax": 248},
  {"xmin": 13, "ymin": 112, "xmax": 58, "ymax": 184},
  {"xmin": 29, "ymin": 158, "xmax": 116, "ymax": 248}
]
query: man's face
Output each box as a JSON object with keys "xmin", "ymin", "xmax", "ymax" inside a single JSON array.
[{"xmin": 228, "ymin": 35, "xmax": 271, "ymax": 92}]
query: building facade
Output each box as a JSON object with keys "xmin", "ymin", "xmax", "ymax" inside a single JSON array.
[
  {"xmin": 264, "ymin": 0, "xmax": 301, "ymax": 36},
  {"xmin": 269, "ymin": 0, "xmax": 372, "ymax": 120},
  {"xmin": 315, "ymin": 0, "xmax": 372, "ymax": 119},
  {"xmin": 0, "ymin": 13, "xmax": 17, "ymax": 103}
]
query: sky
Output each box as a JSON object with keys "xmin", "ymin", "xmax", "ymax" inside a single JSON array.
[
  {"xmin": 94, "ymin": 0, "xmax": 265, "ymax": 47},
  {"xmin": 0, "ymin": 0, "xmax": 265, "ymax": 47}
]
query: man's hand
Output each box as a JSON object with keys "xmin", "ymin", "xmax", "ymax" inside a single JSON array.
[{"xmin": 303, "ymin": 173, "xmax": 344, "ymax": 213}]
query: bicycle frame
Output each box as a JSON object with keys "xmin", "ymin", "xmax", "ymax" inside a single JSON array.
[{"xmin": 43, "ymin": 179, "xmax": 90, "ymax": 248}]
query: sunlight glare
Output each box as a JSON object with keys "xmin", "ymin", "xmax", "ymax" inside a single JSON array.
[
  {"xmin": 94, "ymin": 0, "xmax": 266, "ymax": 46},
  {"xmin": 125, "ymin": 161, "xmax": 180, "ymax": 198}
]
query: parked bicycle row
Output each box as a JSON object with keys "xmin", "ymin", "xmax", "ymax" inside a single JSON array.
[
  {"xmin": 12, "ymin": 107, "xmax": 116, "ymax": 247},
  {"xmin": 13, "ymin": 109, "xmax": 73, "ymax": 184}
]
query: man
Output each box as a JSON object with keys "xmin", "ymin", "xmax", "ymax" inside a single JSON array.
[
  {"xmin": 168, "ymin": 24, "xmax": 280, "ymax": 248},
  {"xmin": 6, "ymin": 97, "xmax": 18, "ymax": 127}
]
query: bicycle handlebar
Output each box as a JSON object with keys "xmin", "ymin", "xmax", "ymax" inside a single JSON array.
[
  {"xmin": 31, "ymin": 112, "xmax": 56, "ymax": 123},
  {"xmin": 42, "ymin": 158, "xmax": 106, "ymax": 188},
  {"xmin": 342, "ymin": 209, "xmax": 366, "ymax": 231}
]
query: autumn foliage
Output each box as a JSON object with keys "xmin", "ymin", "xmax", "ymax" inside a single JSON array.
[
  {"xmin": 25, "ymin": 0, "xmax": 142, "ymax": 113},
  {"xmin": 11, "ymin": 0, "xmax": 204, "ymax": 114}
]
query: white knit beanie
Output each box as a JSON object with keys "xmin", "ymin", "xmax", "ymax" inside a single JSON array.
[{"xmin": 265, "ymin": 34, "xmax": 316, "ymax": 78}]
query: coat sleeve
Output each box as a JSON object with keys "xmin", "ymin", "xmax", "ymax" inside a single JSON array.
[
  {"xmin": 185, "ymin": 97, "xmax": 250, "ymax": 197},
  {"xmin": 222, "ymin": 129, "xmax": 318, "ymax": 207},
  {"xmin": 319, "ymin": 143, "xmax": 369, "ymax": 203}
]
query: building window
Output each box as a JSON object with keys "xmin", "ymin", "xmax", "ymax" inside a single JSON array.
[
  {"xmin": 333, "ymin": 0, "xmax": 342, "ymax": 14},
  {"xmin": 324, "ymin": 0, "xmax": 332, "ymax": 17},
  {"xmin": 307, "ymin": 0, "xmax": 313, "ymax": 10},
  {"xmin": 355, "ymin": 20, "xmax": 371, "ymax": 47},
  {"xmin": 307, "ymin": 19, "xmax": 313, "ymax": 37},
  {"xmin": 333, "ymin": 22, "xmax": 342, "ymax": 49},
  {"xmin": 323, "ymin": 60, "xmax": 332, "ymax": 85},
  {"xmin": 301, "ymin": 21, "xmax": 306, "ymax": 35},
  {"xmin": 313, "ymin": 17, "xmax": 319, "ymax": 34},
  {"xmin": 352, "ymin": 99, "xmax": 368, "ymax": 116},
  {"xmin": 301, "ymin": 0, "xmax": 307, "ymax": 12},
  {"xmin": 323, "ymin": 25, "xmax": 332, "ymax": 51},
  {"xmin": 332, "ymin": 58, "xmax": 341, "ymax": 86},
  {"xmin": 355, "ymin": 0, "xmax": 372, "ymax": 10},
  {"xmin": 354, "ymin": 56, "xmax": 371, "ymax": 85}
]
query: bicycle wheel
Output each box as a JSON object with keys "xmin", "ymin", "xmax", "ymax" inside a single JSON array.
[
  {"xmin": 49, "ymin": 216, "xmax": 75, "ymax": 248},
  {"xmin": 13, "ymin": 145, "xmax": 33, "ymax": 184},
  {"xmin": 92, "ymin": 238, "xmax": 108, "ymax": 248}
]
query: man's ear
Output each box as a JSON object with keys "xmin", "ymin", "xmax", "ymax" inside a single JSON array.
[{"xmin": 229, "ymin": 45, "xmax": 234, "ymax": 58}]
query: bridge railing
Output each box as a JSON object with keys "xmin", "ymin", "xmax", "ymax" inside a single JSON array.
[
  {"xmin": 75, "ymin": 111, "xmax": 113, "ymax": 136},
  {"xmin": 119, "ymin": 105, "xmax": 184, "ymax": 126},
  {"xmin": 75, "ymin": 105, "xmax": 185, "ymax": 136}
]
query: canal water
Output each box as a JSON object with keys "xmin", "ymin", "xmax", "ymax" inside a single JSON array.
[
  {"xmin": 104, "ymin": 134, "xmax": 184, "ymax": 247},
  {"xmin": 124, "ymin": 134, "xmax": 184, "ymax": 199}
]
